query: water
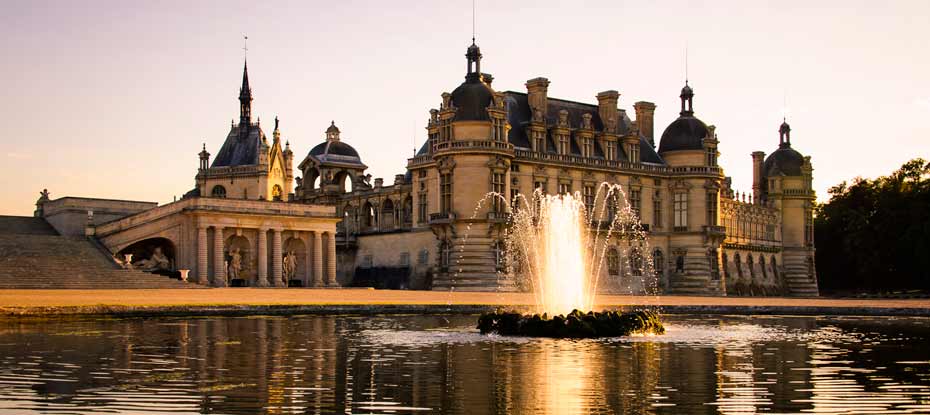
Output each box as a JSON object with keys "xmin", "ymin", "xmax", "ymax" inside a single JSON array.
[{"xmin": 0, "ymin": 314, "xmax": 928, "ymax": 414}]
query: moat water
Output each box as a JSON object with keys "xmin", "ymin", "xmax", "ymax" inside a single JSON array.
[{"xmin": 0, "ymin": 314, "xmax": 928, "ymax": 414}]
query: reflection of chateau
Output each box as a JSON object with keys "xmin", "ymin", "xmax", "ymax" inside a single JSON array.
[{"xmin": 27, "ymin": 40, "xmax": 817, "ymax": 295}]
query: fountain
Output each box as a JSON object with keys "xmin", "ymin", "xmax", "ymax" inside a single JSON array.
[{"xmin": 476, "ymin": 184, "xmax": 665, "ymax": 338}]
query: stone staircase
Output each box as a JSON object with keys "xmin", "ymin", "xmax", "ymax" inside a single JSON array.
[
  {"xmin": 431, "ymin": 236, "xmax": 518, "ymax": 292},
  {"xmin": 0, "ymin": 216, "xmax": 197, "ymax": 289},
  {"xmin": 783, "ymin": 249, "xmax": 819, "ymax": 297},
  {"xmin": 667, "ymin": 254, "xmax": 723, "ymax": 295}
]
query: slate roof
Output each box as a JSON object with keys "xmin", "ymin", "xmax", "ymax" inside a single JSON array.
[
  {"xmin": 658, "ymin": 115, "xmax": 709, "ymax": 153},
  {"xmin": 211, "ymin": 124, "xmax": 266, "ymax": 167}
]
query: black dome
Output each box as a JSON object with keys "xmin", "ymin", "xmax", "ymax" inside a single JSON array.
[
  {"xmin": 309, "ymin": 141, "xmax": 360, "ymax": 158},
  {"xmin": 763, "ymin": 145, "xmax": 804, "ymax": 177},
  {"xmin": 658, "ymin": 115, "xmax": 708, "ymax": 153},
  {"xmin": 451, "ymin": 77, "xmax": 494, "ymax": 121}
]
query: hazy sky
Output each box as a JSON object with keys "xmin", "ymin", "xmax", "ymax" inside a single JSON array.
[{"xmin": 2, "ymin": 0, "xmax": 928, "ymax": 215}]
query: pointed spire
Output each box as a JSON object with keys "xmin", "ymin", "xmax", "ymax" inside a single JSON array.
[{"xmin": 238, "ymin": 58, "xmax": 253, "ymax": 126}]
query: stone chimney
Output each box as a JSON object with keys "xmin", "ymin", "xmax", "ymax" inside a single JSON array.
[
  {"xmin": 596, "ymin": 91, "xmax": 620, "ymax": 133},
  {"xmin": 751, "ymin": 151, "xmax": 765, "ymax": 201},
  {"xmin": 394, "ymin": 174, "xmax": 406, "ymax": 186},
  {"xmin": 526, "ymin": 77, "xmax": 550, "ymax": 117},
  {"xmin": 374, "ymin": 178, "xmax": 383, "ymax": 189},
  {"xmin": 634, "ymin": 101, "xmax": 657, "ymax": 146}
]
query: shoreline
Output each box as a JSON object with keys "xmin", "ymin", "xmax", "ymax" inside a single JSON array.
[{"xmin": 2, "ymin": 289, "xmax": 929, "ymax": 318}]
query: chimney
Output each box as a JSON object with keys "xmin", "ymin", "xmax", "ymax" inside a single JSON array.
[
  {"xmin": 634, "ymin": 101, "xmax": 657, "ymax": 146},
  {"xmin": 751, "ymin": 151, "xmax": 765, "ymax": 201},
  {"xmin": 596, "ymin": 91, "xmax": 620, "ymax": 133},
  {"xmin": 526, "ymin": 77, "xmax": 550, "ymax": 116}
]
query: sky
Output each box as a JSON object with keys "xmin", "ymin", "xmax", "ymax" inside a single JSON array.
[{"xmin": 2, "ymin": 0, "xmax": 928, "ymax": 215}]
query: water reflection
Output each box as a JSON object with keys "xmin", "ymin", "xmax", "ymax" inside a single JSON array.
[{"xmin": 0, "ymin": 315, "xmax": 928, "ymax": 414}]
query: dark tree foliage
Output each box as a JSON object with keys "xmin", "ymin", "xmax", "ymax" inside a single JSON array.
[{"xmin": 815, "ymin": 158, "xmax": 930, "ymax": 293}]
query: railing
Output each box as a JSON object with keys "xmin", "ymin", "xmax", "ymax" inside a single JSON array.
[
  {"xmin": 704, "ymin": 225, "xmax": 727, "ymax": 236},
  {"xmin": 407, "ymin": 154, "xmax": 433, "ymax": 166},
  {"xmin": 429, "ymin": 212, "xmax": 456, "ymax": 224},
  {"xmin": 433, "ymin": 140, "xmax": 514, "ymax": 153},
  {"xmin": 486, "ymin": 211, "xmax": 511, "ymax": 222}
]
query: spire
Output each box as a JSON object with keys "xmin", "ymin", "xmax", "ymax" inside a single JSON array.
[
  {"xmin": 779, "ymin": 118, "xmax": 791, "ymax": 147},
  {"xmin": 238, "ymin": 58, "xmax": 253, "ymax": 126},
  {"xmin": 679, "ymin": 81, "xmax": 694, "ymax": 116}
]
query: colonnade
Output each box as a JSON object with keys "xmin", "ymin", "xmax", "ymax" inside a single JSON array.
[{"xmin": 196, "ymin": 225, "xmax": 338, "ymax": 287}]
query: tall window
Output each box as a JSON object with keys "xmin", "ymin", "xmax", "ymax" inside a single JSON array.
[
  {"xmin": 558, "ymin": 182, "xmax": 571, "ymax": 195},
  {"xmin": 491, "ymin": 172, "xmax": 505, "ymax": 213},
  {"xmin": 211, "ymin": 185, "xmax": 227, "ymax": 198},
  {"xmin": 706, "ymin": 191, "xmax": 718, "ymax": 226},
  {"xmin": 582, "ymin": 138, "xmax": 594, "ymax": 157},
  {"xmin": 417, "ymin": 192, "xmax": 428, "ymax": 223},
  {"xmin": 674, "ymin": 192, "xmax": 688, "ymax": 230},
  {"xmin": 605, "ymin": 141, "xmax": 617, "ymax": 161},
  {"xmin": 534, "ymin": 180, "xmax": 547, "ymax": 194},
  {"xmin": 439, "ymin": 241, "xmax": 451, "ymax": 272},
  {"xmin": 440, "ymin": 173, "xmax": 452, "ymax": 214},
  {"xmin": 583, "ymin": 185, "xmax": 595, "ymax": 213},
  {"xmin": 653, "ymin": 249, "xmax": 664, "ymax": 275},
  {"xmin": 607, "ymin": 248, "xmax": 620, "ymax": 276},
  {"xmin": 535, "ymin": 135, "xmax": 546, "ymax": 152},
  {"xmin": 652, "ymin": 190, "xmax": 662, "ymax": 229},
  {"xmin": 559, "ymin": 135, "xmax": 570, "ymax": 154},
  {"xmin": 607, "ymin": 194, "xmax": 618, "ymax": 222},
  {"xmin": 706, "ymin": 147, "xmax": 717, "ymax": 166},
  {"xmin": 629, "ymin": 189, "xmax": 641, "ymax": 218},
  {"xmin": 766, "ymin": 224, "xmax": 775, "ymax": 241}
]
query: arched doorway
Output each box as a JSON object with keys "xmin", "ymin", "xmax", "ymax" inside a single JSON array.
[{"xmin": 118, "ymin": 237, "xmax": 176, "ymax": 275}]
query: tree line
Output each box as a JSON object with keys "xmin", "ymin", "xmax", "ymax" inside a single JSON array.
[{"xmin": 815, "ymin": 158, "xmax": 930, "ymax": 293}]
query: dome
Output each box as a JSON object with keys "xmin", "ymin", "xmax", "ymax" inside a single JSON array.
[
  {"xmin": 763, "ymin": 145, "xmax": 804, "ymax": 177},
  {"xmin": 309, "ymin": 141, "xmax": 360, "ymax": 159},
  {"xmin": 326, "ymin": 121, "xmax": 340, "ymax": 134},
  {"xmin": 451, "ymin": 77, "xmax": 494, "ymax": 121},
  {"xmin": 658, "ymin": 115, "xmax": 708, "ymax": 153}
]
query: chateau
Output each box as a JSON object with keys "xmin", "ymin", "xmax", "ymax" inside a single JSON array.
[{"xmin": 28, "ymin": 41, "xmax": 819, "ymax": 296}]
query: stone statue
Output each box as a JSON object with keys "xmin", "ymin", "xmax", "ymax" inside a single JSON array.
[
  {"xmin": 227, "ymin": 248, "xmax": 242, "ymax": 280},
  {"xmin": 134, "ymin": 247, "xmax": 171, "ymax": 272},
  {"xmin": 581, "ymin": 113, "xmax": 593, "ymax": 130},
  {"xmin": 283, "ymin": 250, "xmax": 297, "ymax": 282},
  {"xmin": 39, "ymin": 189, "xmax": 50, "ymax": 201},
  {"xmin": 532, "ymin": 107, "xmax": 545, "ymax": 123},
  {"xmin": 557, "ymin": 110, "xmax": 569, "ymax": 127}
]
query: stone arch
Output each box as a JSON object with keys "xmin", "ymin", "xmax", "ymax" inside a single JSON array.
[
  {"xmin": 118, "ymin": 237, "xmax": 176, "ymax": 272},
  {"xmin": 307, "ymin": 167, "xmax": 321, "ymax": 190},
  {"xmin": 333, "ymin": 170, "xmax": 351, "ymax": 193},
  {"xmin": 382, "ymin": 199, "xmax": 395, "ymax": 229},
  {"xmin": 225, "ymin": 234, "xmax": 253, "ymax": 283},
  {"xmin": 211, "ymin": 185, "xmax": 227, "ymax": 198},
  {"xmin": 340, "ymin": 203, "xmax": 355, "ymax": 234},
  {"xmin": 361, "ymin": 201, "xmax": 375, "ymax": 229},
  {"xmin": 283, "ymin": 236, "xmax": 307, "ymax": 287}
]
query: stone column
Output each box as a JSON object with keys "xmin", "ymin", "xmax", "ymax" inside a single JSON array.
[
  {"xmin": 312, "ymin": 231, "xmax": 323, "ymax": 287},
  {"xmin": 197, "ymin": 225, "xmax": 208, "ymax": 285},
  {"xmin": 212, "ymin": 225, "xmax": 226, "ymax": 287},
  {"xmin": 305, "ymin": 232, "xmax": 313, "ymax": 287},
  {"xmin": 272, "ymin": 228, "xmax": 283, "ymax": 286},
  {"xmin": 256, "ymin": 228, "xmax": 269, "ymax": 287},
  {"xmin": 326, "ymin": 232, "xmax": 338, "ymax": 286}
]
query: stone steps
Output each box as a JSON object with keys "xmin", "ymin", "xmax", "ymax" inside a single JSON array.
[
  {"xmin": 0, "ymin": 232, "xmax": 198, "ymax": 289},
  {"xmin": 0, "ymin": 216, "xmax": 58, "ymax": 235}
]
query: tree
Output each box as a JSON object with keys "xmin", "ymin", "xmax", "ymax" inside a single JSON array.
[{"xmin": 814, "ymin": 158, "xmax": 930, "ymax": 293}]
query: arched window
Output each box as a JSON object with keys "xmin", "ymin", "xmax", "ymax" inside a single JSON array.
[
  {"xmin": 439, "ymin": 240, "xmax": 452, "ymax": 272},
  {"xmin": 382, "ymin": 199, "xmax": 395, "ymax": 229},
  {"xmin": 721, "ymin": 252, "xmax": 729, "ymax": 280},
  {"xmin": 211, "ymin": 185, "xmax": 227, "ymax": 198},
  {"xmin": 272, "ymin": 185, "xmax": 283, "ymax": 201},
  {"xmin": 362, "ymin": 202, "xmax": 375, "ymax": 229},
  {"xmin": 770, "ymin": 256, "xmax": 778, "ymax": 280},
  {"xmin": 759, "ymin": 256, "xmax": 767, "ymax": 279},
  {"xmin": 747, "ymin": 254, "xmax": 755, "ymax": 278},
  {"xmin": 734, "ymin": 253, "xmax": 743, "ymax": 278},
  {"xmin": 630, "ymin": 247, "xmax": 643, "ymax": 277},
  {"xmin": 607, "ymin": 248, "xmax": 620, "ymax": 276}
]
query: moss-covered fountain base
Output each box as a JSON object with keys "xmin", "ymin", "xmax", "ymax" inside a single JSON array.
[{"xmin": 477, "ymin": 309, "xmax": 665, "ymax": 338}]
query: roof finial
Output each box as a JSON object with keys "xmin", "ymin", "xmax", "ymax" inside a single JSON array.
[
  {"xmin": 243, "ymin": 34, "xmax": 248, "ymax": 60},
  {"xmin": 685, "ymin": 43, "xmax": 689, "ymax": 85}
]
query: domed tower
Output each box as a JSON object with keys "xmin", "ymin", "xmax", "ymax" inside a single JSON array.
[
  {"xmin": 296, "ymin": 121, "xmax": 367, "ymax": 204},
  {"xmin": 414, "ymin": 40, "xmax": 516, "ymax": 292},
  {"xmin": 657, "ymin": 82, "xmax": 726, "ymax": 295},
  {"xmin": 759, "ymin": 119, "xmax": 818, "ymax": 296}
]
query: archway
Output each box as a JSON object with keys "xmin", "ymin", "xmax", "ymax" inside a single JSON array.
[
  {"xmin": 362, "ymin": 201, "xmax": 375, "ymax": 230},
  {"xmin": 283, "ymin": 237, "xmax": 307, "ymax": 287},
  {"xmin": 334, "ymin": 170, "xmax": 351, "ymax": 193},
  {"xmin": 307, "ymin": 167, "xmax": 320, "ymax": 191},
  {"xmin": 225, "ymin": 235, "xmax": 253, "ymax": 285},
  {"xmin": 211, "ymin": 185, "xmax": 227, "ymax": 198},
  {"xmin": 118, "ymin": 237, "xmax": 176, "ymax": 274},
  {"xmin": 382, "ymin": 199, "xmax": 395, "ymax": 229}
]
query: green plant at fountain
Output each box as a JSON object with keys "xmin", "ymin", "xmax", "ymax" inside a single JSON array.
[{"xmin": 477, "ymin": 309, "xmax": 665, "ymax": 338}]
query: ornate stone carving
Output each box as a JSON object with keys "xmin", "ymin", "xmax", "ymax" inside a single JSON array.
[
  {"xmin": 283, "ymin": 250, "xmax": 297, "ymax": 282},
  {"xmin": 134, "ymin": 247, "xmax": 171, "ymax": 272},
  {"xmin": 557, "ymin": 110, "xmax": 569, "ymax": 128},
  {"xmin": 581, "ymin": 113, "xmax": 593, "ymax": 130},
  {"xmin": 532, "ymin": 106, "xmax": 545, "ymax": 123},
  {"xmin": 227, "ymin": 248, "xmax": 242, "ymax": 279}
]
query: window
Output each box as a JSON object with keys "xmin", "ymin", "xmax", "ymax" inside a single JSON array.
[
  {"xmin": 629, "ymin": 189, "xmax": 641, "ymax": 218},
  {"xmin": 628, "ymin": 143, "xmax": 640, "ymax": 163},
  {"xmin": 559, "ymin": 134, "xmax": 570, "ymax": 154},
  {"xmin": 534, "ymin": 180, "xmax": 547, "ymax": 194},
  {"xmin": 582, "ymin": 137, "xmax": 594, "ymax": 158},
  {"xmin": 674, "ymin": 192, "xmax": 688, "ymax": 230},
  {"xmin": 439, "ymin": 241, "xmax": 452, "ymax": 271},
  {"xmin": 706, "ymin": 191, "xmax": 718, "ymax": 226},
  {"xmin": 272, "ymin": 185, "xmax": 283, "ymax": 201},
  {"xmin": 558, "ymin": 182, "xmax": 571, "ymax": 195},
  {"xmin": 607, "ymin": 248, "xmax": 620, "ymax": 276},
  {"xmin": 417, "ymin": 192, "xmax": 428, "ymax": 223},
  {"xmin": 418, "ymin": 170, "xmax": 427, "ymax": 179},
  {"xmin": 491, "ymin": 172, "xmax": 506, "ymax": 213},
  {"xmin": 653, "ymin": 249, "xmax": 664, "ymax": 275},
  {"xmin": 630, "ymin": 247, "xmax": 643, "ymax": 277},
  {"xmin": 511, "ymin": 188, "xmax": 520, "ymax": 212},
  {"xmin": 652, "ymin": 190, "xmax": 662, "ymax": 228},
  {"xmin": 605, "ymin": 141, "xmax": 617, "ymax": 161},
  {"xmin": 399, "ymin": 252, "xmax": 410, "ymax": 267},
  {"xmin": 706, "ymin": 147, "xmax": 717, "ymax": 166},
  {"xmin": 607, "ymin": 193, "xmax": 618, "ymax": 222},
  {"xmin": 709, "ymin": 249, "xmax": 719, "ymax": 279},
  {"xmin": 493, "ymin": 241, "xmax": 505, "ymax": 272},
  {"xmin": 418, "ymin": 249, "xmax": 429, "ymax": 265},
  {"xmin": 765, "ymin": 224, "xmax": 775, "ymax": 241},
  {"xmin": 535, "ymin": 135, "xmax": 546, "ymax": 152},
  {"xmin": 583, "ymin": 185, "xmax": 595, "ymax": 213},
  {"xmin": 440, "ymin": 173, "xmax": 452, "ymax": 214},
  {"xmin": 211, "ymin": 185, "xmax": 227, "ymax": 198},
  {"xmin": 510, "ymin": 164, "xmax": 520, "ymax": 172}
]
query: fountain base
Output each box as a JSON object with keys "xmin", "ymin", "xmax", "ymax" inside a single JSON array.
[{"xmin": 477, "ymin": 309, "xmax": 665, "ymax": 338}]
